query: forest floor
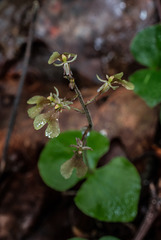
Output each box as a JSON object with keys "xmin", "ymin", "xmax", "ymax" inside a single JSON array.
[{"xmin": 0, "ymin": 1, "xmax": 161, "ymax": 240}]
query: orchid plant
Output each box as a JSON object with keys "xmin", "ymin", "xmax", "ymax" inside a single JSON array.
[
  {"xmin": 27, "ymin": 51, "xmax": 134, "ymax": 179},
  {"xmin": 27, "ymin": 51, "xmax": 141, "ymax": 239}
]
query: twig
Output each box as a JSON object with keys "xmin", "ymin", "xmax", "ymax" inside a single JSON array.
[
  {"xmin": 1, "ymin": 1, "xmax": 39, "ymax": 172},
  {"xmin": 133, "ymin": 182, "xmax": 161, "ymax": 240},
  {"xmin": 156, "ymin": 0, "xmax": 161, "ymax": 22}
]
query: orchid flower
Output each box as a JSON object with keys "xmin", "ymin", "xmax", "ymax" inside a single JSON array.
[
  {"xmin": 48, "ymin": 51, "xmax": 77, "ymax": 76},
  {"xmin": 27, "ymin": 88, "xmax": 73, "ymax": 138},
  {"xmin": 60, "ymin": 138, "xmax": 92, "ymax": 179},
  {"xmin": 97, "ymin": 72, "xmax": 134, "ymax": 93}
]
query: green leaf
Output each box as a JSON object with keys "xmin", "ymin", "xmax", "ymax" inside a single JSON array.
[
  {"xmin": 86, "ymin": 131, "xmax": 110, "ymax": 170},
  {"xmin": 130, "ymin": 69, "xmax": 161, "ymax": 107},
  {"xmin": 130, "ymin": 24, "xmax": 161, "ymax": 68},
  {"xmin": 38, "ymin": 131, "xmax": 82, "ymax": 191},
  {"xmin": 75, "ymin": 157, "xmax": 141, "ymax": 222},
  {"xmin": 99, "ymin": 237, "xmax": 120, "ymax": 240}
]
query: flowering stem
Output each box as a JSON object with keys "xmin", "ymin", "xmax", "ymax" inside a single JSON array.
[
  {"xmin": 74, "ymin": 83, "xmax": 93, "ymax": 130},
  {"xmin": 70, "ymin": 106, "xmax": 84, "ymax": 113},
  {"xmin": 66, "ymin": 75, "xmax": 93, "ymax": 132},
  {"xmin": 66, "ymin": 75, "xmax": 93, "ymax": 171},
  {"xmin": 65, "ymin": 68, "xmax": 93, "ymax": 171},
  {"xmin": 85, "ymin": 92, "xmax": 101, "ymax": 105},
  {"xmin": 73, "ymin": 83, "xmax": 93, "ymax": 172}
]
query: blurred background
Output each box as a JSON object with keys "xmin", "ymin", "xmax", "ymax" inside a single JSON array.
[{"xmin": 0, "ymin": 0, "xmax": 160, "ymax": 239}]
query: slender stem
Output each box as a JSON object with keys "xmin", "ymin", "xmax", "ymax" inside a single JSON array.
[
  {"xmin": 85, "ymin": 92, "xmax": 101, "ymax": 105},
  {"xmin": 70, "ymin": 106, "xmax": 84, "ymax": 113},
  {"xmin": 68, "ymin": 77, "xmax": 93, "ymax": 171},
  {"xmin": 74, "ymin": 83, "xmax": 93, "ymax": 130},
  {"xmin": 66, "ymin": 70, "xmax": 93, "ymax": 132},
  {"xmin": 1, "ymin": 1, "xmax": 39, "ymax": 172},
  {"xmin": 65, "ymin": 63, "xmax": 93, "ymax": 171},
  {"xmin": 70, "ymin": 94, "xmax": 78, "ymax": 101},
  {"xmin": 73, "ymin": 83, "xmax": 93, "ymax": 172}
]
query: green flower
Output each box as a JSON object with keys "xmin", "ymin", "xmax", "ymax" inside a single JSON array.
[
  {"xmin": 70, "ymin": 138, "xmax": 93, "ymax": 153},
  {"xmin": 27, "ymin": 88, "xmax": 73, "ymax": 138},
  {"xmin": 48, "ymin": 51, "xmax": 77, "ymax": 76},
  {"xmin": 60, "ymin": 138, "xmax": 92, "ymax": 179},
  {"xmin": 47, "ymin": 87, "xmax": 73, "ymax": 111},
  {"xmin": 96, "ymin": 72, "xmax": 134, "ymax": 93}
]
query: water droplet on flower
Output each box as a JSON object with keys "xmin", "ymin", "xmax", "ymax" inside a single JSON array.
[
  {"xmin": 34, "ymin": 115, "xmax": 47, "ymax": 130},
  {"xmin": 45, "ymin": 130, "xmax": 53, "ymax": 138},
  {"xmin": 45, "ymin": 118, "xmax": 60, "ymax": 138}
]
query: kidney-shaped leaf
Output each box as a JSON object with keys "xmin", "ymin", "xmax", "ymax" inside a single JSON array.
[
  {"xmin": 130, "ymin": 69, "xmax": 161, "ymax": 107},
  {"xmin": 131, "ymin": 24, "xmax": 161, "ymax": 68},
  {"xmin": 86, "ymin": 131, "xmax": 110, "ymax": 170},
  {"xmin": 75, "ymin": 157, "xmax": 141, "ymax": 222}
]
